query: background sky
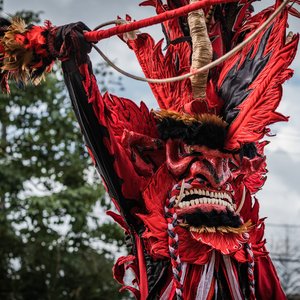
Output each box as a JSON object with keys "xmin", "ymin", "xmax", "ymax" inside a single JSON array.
[{"xmin": 3, "ymin": 1, "xmax": 300, "ymax": 235}]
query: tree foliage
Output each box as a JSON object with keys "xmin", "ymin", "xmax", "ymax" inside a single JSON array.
[{"xmin": 0, "ymin": 11, "xmax": 125, "ymax": 298}]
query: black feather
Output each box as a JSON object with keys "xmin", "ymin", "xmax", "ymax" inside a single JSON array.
[
  {"xmin": 218, "ymin": 26, "xmax": 273, "ymax": 124},
  {"xmin": 157, "ymin": 117, "xmax": 227, "ymax": 149}
]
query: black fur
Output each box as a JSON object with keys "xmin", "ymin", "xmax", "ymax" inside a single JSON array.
[
  {"xmin": 156, "ymin": 117, "xmax": 258, "ymax": 158},
  {"xmin": 181, "ymin": 208, "xmax": 242, "ymax": 228},
  {"xmin": 157, "ymin": 117, "xmax": 227, "ymax": 149},
  {"xmin": 240, "ymin": 142, "xmax": 257, "ymax": 159}
]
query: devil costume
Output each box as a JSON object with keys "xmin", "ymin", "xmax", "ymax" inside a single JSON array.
[{"xmin": 0, "ymin": 0, "xmax": 299, "ymax": 299}]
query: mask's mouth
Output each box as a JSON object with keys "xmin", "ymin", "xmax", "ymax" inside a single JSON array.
[
  {"xmin": 175, "ymin": 188, "xmax": 235, "ymax": 212},
  {"xmin": 173, "ymin": 179, "xmax": 245, "ymax": 232}
]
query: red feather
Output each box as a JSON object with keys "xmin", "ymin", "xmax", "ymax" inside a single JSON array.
[
  {"xmin": 128, "ymin": 34, "xmax": 192, "ymax": 111},
  {"xmin": 79, "ymin": 63, "xmax": 161, "ymax": 199},
  {"xmin": 217, "ymin": 9, "xmax": 299, "ymax": 150}
]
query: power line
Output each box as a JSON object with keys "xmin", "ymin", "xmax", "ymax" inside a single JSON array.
[
  {"xmin": 272, "ymin": 258, "xmax": 300, "ymax": 263},
  {"xmin": 267, "ymin": 223, "xmax": 300, "ymax": 228}
]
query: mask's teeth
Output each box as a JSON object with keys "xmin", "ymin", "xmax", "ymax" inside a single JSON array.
[
  {"xmin": 177, "ymin": 197, "xmax": 235, "ymax": 210},
  {"xmin": 174, "ymin": 183, "xmax": 235, "ymax": 209}
]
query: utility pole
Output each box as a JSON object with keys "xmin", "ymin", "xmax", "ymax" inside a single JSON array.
[{"xmin": 0, "ymin": 0, "xmax": 3, "ymax": 14}]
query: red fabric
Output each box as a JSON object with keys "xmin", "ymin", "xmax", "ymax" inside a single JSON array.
[
  {"xmin": 140, "ymin": 0, "xmax": 188, "ymax": 43},
  {"xmin": 207, "ymin": 277, "xmax": 215, "ymax": 300},
  {"xmin": 78, "ymin": 63, "xmax": 159, "ymax": 200},
  {"xmin": 135, "ymin": 234, "xmax": 149, "ymax": 299},
  {"xmin": 119, "ymin": 285, "xmax": 140, "ymax": 299},
  {"xmin": 84, "ymin": 0, "xmax": 239, "ymax": 43},
  {"xmin": 128, "ymin": 33, "xmax": 192, "ymax": 110},
  {"xmin": 255, "ymin": 255, "xmax": 287, "ymax": 299},
  {"xmin": 113, "ymin": 255, "xmax": 136, "ymax": 284},
  {"xmin": 106, "ymin": 210, "xmax": 129, "ymax": 231}
]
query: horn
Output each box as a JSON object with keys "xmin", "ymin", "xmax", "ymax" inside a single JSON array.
[{"xmin": 188, "ymin": 0, "xmax": 212, "ymax": 100}]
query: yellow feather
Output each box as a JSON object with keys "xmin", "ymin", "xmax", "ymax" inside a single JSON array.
[{"xmin": 1, "ymin": 18, "xmax": 41, "ymax": 84}]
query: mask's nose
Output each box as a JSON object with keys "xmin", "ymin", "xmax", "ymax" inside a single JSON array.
[
  {"xmin": 189, "ymin": 156, "xmax": 231, "ymax": 188},
  {"xmin": 165, "ymin": 140, "xmax": 231, "ymax": 188},
  {"xmin": 166, "ymin": 140, "xmax": 196, "ymax": 177}
]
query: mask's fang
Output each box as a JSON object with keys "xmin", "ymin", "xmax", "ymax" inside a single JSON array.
[
  {"xmin": 177, "ymin": 179, "xmax": 186, "ymax": 204},
  {"xmin": 236, "ymin": 186, "xmax": 246, "ymax": 214}
]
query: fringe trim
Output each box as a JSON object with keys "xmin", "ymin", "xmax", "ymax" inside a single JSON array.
[
  {"xmin": 153, "ymin": 109, "xmax": 227, "ymax": 127},
  {"xmin": 180, "ymin": 219, "xmax": 253, "ymax": 234},
  {"xmin": 196, "ymin": 251, "xmax": 216, "ymax": 300}
]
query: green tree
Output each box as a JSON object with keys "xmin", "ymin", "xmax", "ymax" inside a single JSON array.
[{"xmin": 0, "ymin": 12, "xmax": 125, "ymax": 299}]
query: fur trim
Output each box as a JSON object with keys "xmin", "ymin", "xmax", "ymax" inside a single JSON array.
[
  {"xmin": 180, "ymin": 208, "xmax": 242, "ymax": 228},
  {"xmin": 154, "ymin": 110, "xmax": 227, "ymax": 149}
]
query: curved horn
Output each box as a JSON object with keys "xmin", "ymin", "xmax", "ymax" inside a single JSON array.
[{"xmin": 188, "ymin": 0, "xmax": 212, "ymax": 99}]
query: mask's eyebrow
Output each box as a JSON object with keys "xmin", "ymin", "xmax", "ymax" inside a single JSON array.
[
  {"xmin": 154, "ymin": 112, "xmax": 227, "ymax": 150},
  {"xmin": 183, "ymin": 145, "xmax": 203, "ymax": 154}
]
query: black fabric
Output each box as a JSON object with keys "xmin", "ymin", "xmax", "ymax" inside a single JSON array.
[
  {"xmin": 145, "ymin": 254, "xmax": 170, "ymax": 300},
  {"xmin": 62, "ymin": 61, "xmax": 134, "ymax": 217},
  {"xmin": 214, "ymin": 3, "xmax": 254, "ymax": 53},
  {"xmin": 56, "ymin": 23, "xmax": 138, "ymax": 229},
  {"xmin": 53, "ymin": 22, "xmax": 91, "ymax": 63},
  {"xmin": 215, "ymin": 260, "xmax": 249, "ymax": 300},
  {"xmin": 157, "ymin": 117, "xmax": 227, "ymax": 149},
  {"xmin": 57, "ymin": 24, "xmax": 171, "ymax": 292},
  {"xmin": 237, "ymin": 262, "xmax": 251, "ymax": 299},
  {"xmin": 215, "ymin": 265, "xmax": 232, "ymax": 300}
]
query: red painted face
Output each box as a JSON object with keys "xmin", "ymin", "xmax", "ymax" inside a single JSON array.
[
  {"xmin": 134, "ymin": 119, "xmax": 266, "ymax": 257},
  {"xmin": 139, "ymin": 137, "xmax": 264, "ymax": 257},
  {"xmin": 165, "ymin": 139, "xmax": 239, "ymax": 226},
  {"xmin": 166, "ymin": 140, "xmax": 232, "ymax": 186}
]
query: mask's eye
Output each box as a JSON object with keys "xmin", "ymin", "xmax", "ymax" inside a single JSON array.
[
  {"xmin": 240, "ymin": 143, "xmax": 258, "ymax": 159},
  {"xmin": 184, "ymin": 145, "xmax": 195, "ymax": 154},
  {"xmin": 229, "ymin": 157, "xmax": 239, "ymax": 171},
  {"xmin": 182, "ymin": 144, "xmax": 203, "ymax": 156}
]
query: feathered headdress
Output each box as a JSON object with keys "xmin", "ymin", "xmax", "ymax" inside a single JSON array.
[{"xmin": 126, "ymin": 0, "xmax": 298, "ymax": 152}]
